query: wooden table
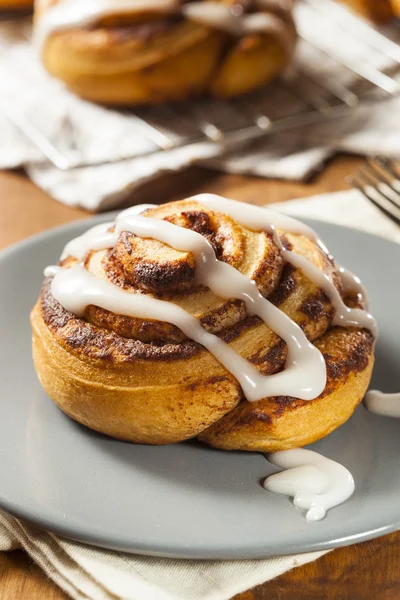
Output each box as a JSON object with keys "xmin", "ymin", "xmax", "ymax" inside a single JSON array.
[{"xmin": 1, "ymin": 156, "xmax": 400, "ymax": 600}]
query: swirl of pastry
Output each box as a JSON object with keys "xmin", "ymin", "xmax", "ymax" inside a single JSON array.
[
  {"xmin": 31, "ymin": 196, "xmax": 375, "ymax": 449},
  {"xmin": 33, "ymin": 0, "xmax": 297, "ymax": 105}
]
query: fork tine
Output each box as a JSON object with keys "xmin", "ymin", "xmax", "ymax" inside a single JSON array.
[
  {"xmin": 365, "ymin": 158, "xmax": 394, "ymax": 185},
  {"xmin": 367, "ymin": 159, "xmax": 400, "ymax": 197},
  {"xmin": 361, "ymin": 162, "xmax": 400, "ymax": 209},
  {"xmin": 357, "ymin": 170, "xmax": 400, "ymax": 213},
  {"xmin": 347, "ymin": 174, "xmax": 400, "ymax": 226},
  {"xmin": 374, "ymin": 157, "xmax": 400, "ymax": 185}
]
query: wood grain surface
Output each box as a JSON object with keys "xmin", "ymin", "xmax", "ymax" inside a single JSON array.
[{"xmin": 1, "ymin": 156, "xmax": 399, "ymax": 600}]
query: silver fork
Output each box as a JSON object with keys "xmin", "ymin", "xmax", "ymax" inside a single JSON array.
[{"xmin": 347, "ymin": 157, "xmax": 400, "ymax": 226}]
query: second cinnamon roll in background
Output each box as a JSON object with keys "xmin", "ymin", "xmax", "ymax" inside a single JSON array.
[{"xmin": 33, "ymin": 0, "xmax": 297, "ymax": 105}]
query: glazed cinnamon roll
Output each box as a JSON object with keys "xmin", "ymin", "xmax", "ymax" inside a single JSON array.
[
  {"xmin": 33, "ymin": 0, "xmax": 297, "ymax": 105},
  {"xmin": 31, "ymin": 195, "xmax": 375, "ymax": 451}
]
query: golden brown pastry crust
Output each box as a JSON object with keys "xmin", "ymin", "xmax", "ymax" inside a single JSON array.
[
  {"xmin": 31, "ymin": 199, "xmax": 374, "ymax": 450},
  {"xmin": 35, "ymin": 0, "xmax": 297, "ymax": 105},
  {"xmin": 199, "ymin": 327, "xmax": 374, "ymax": 451}
]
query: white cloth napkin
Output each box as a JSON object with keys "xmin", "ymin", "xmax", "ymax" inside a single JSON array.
[
  {"xmin": 1, "ymin": 188, "xmax": 399, "ymax": 600},
  {"xmin": 1, "ymin": 4, "xmax": 400, "ymax": 210}
]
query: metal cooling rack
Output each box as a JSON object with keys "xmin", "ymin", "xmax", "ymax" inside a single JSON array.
[{"xmin": 1, "ymin": 0, "xmax": 400, "ymax": 171}]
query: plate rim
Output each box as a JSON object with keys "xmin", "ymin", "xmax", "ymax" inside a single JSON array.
[{"xmin": 0, "ymin": 496, "xmax": 399, "ymax": 559}]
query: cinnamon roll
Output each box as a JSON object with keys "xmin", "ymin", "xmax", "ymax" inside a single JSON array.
[
  {"xmin": 33, "ymin": 0, "xmax": 297, "ymax": 105},
  {"xmin": 31, "ymin": 195, "xmax": 375, "ymax": 451}
]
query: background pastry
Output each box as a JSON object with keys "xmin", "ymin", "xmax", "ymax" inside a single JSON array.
[
  {"xmin": 34, "ymin": 0, "xmax": 297, "ymax": 105},
  {"xmin": 0, "ymin": 0, "xmax": 33, "ymax": 9},
  {"xmin": 390, "ymin": 0, "xmax": 400, "ymax": 17},
  {"xmin": 338, "ymin": 0, "xmax": 396, "ymax": 22},
  {"xmin": 31, "ymin": 196, "xmax": 375, "ymax": 452}
]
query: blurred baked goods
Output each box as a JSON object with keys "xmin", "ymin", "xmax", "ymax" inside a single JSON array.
[
  {"xmin": 34, "ymin": 0, "xmax": 297, "ymax": 105},
  {"xmin": 31, "ymin": 195, "xmax": 375, "ymax": 451},
  {"xmin": 338, "ymin": 0, "xmax": 396, "ymax": 22},
  {"xmin": 0, "ymin": 0, "xmax": 33, "ymax": 9},
  {"xmin": 390, "ymin": 0, "xmax": 400, "ymax": 17}
]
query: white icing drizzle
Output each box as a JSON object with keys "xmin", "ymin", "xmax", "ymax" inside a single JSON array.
[
  {"xmin": 338, "ymin": 264, "xmax": 369, "ymax": 309},
  {"xmin": 45, "ymin": 194, "xmax": 378, "ymax": 405},
  {"xmin": 48, "ymin": 204, "xmax": 326, "ymax": 401},
  {"xmin": 182, "ymin": 2, "xmax": 291, "ymax": 45},
  {"xmin": 61, "ymin": 221, "xmax": 114, "ymax": 261},
  {"xmin": 365, "ymin": 391, "xmax": 400, "ymax": 418},
  {"xmin": 35, "ymin": 0, "xmax": 294, "ymax": 52},
  {"xmin": 263, "ymin": 449, "xmax": 355, "ymax": 521},
  {"xmin": 50, "ymin": 262, "xmax": 308, "ymax": 401},
  {"xmin": 194, "ymin": 193, "xmax": 330, "ymax": 253},
  {"xmin": 283, "ymin": 252, "xmax": 377, "ymax": 337},
  {"xmin": 35, "ymin": 0, "xmax": 180, "ymax": 49},
  {"xmin": 193, "ymin": 194, "xmax": 378, "ymax": 336},
  {"xmin": 60, "ymin": 204, "xmax": 155, "ymax": 261},
  {"xmin": 44, "ymin": 265, "xmax": 60, "ymax": 277}
]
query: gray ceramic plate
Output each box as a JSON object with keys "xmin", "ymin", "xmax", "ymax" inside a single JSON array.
[{"xmin": 0, "ymin": 216, "xmax": 399, "ymax": 559}]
